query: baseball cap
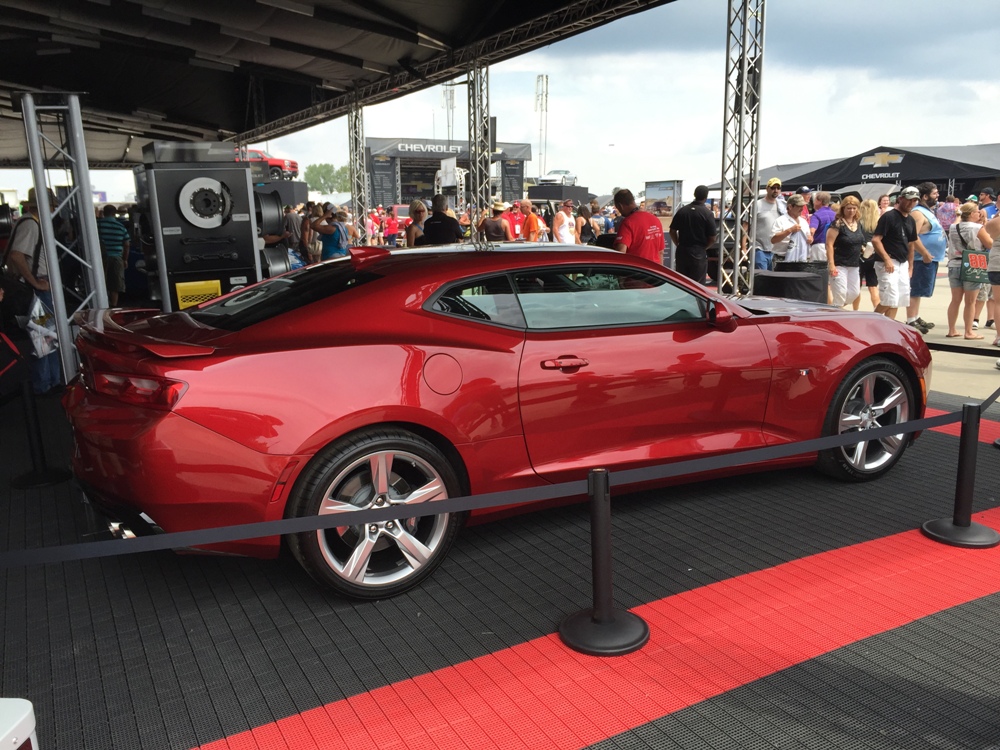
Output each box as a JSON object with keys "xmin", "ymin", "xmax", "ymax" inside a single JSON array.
[
  {"xmin": 981, "ymin": 187, "xmax": 996, "ymax": 198},
  {"xmin": 898, "ymin": 186, "xmax": 920, "ymax": 200},
  {"xmin": 796, "ymin": 186, "xmax": 812, "ymax": 194},
  {"xmin": 561, "ymin": 199, "xmax": 575, "ymax": 207},
  {"xmin": 766, "ymin": 177, "xmax": 782, "ymax": 188},
  {"xmin": 786, "ymin": 194, "xmax": 807, "ymax": 207},
  {"xmin": 512, "ymin": 200, "xmax": 520, "ymax": 206}
]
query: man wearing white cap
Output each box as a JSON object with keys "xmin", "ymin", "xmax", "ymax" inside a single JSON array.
[{"xmin": 871, "ymin": 187, "xmax": 933, "ymax": 322}]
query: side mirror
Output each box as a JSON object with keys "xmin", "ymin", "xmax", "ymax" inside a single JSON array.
[{"xmin": 708, "ymin": 301, "xmax": 738, "ymax": 332}]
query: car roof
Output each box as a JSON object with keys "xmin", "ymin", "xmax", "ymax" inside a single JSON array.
[{"xmin": 344, "ymin": 243, "xmax": 643, "ymax": 284}]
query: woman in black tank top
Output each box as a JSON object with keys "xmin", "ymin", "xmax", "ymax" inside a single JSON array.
[{"xmin": 478, "ymin": 203, "xmax": 513, "ymax": 242}]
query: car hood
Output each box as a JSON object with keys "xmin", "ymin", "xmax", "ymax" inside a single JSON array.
[{"xmin": 734, "ymin": 296, "xmax": 843, "ymax": 316}]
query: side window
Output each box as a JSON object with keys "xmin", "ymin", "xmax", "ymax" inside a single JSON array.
[
  {"xmin": 431, "ymin": 275, "xmax": 526, "ymax": 328},
  {"xmin": 513, "ymin": 266, "xmax": 706, "ymax": 329}
]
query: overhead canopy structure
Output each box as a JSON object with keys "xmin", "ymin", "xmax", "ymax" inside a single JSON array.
[
  {"xmin": 0, "ymin": 0, "xmax": 676, "ymax": 168},
  {"xmin": 755, "ymin": 144, "xmax": 1000, "ymax": 193}
]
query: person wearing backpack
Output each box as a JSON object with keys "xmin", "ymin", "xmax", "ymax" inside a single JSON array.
[{"xmin": 2, "ymin": 188, "xmax": 61, "ymax": 394}]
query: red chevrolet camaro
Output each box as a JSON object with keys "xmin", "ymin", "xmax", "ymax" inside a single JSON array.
[{"xmin": 65, "ymin": 245, "xmax": 931, "ymax": 598}]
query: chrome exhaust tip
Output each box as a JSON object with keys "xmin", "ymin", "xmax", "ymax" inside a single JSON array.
[{"xmin": 107, "ymin": 520, "xmax": 136, "ymax": 540}]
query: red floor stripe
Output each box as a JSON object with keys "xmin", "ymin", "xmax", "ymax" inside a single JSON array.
[
  {"xmin": 194, "ymin": 507, "xmax": 1000, "ymax": 750},
  {"xmin": 927, "ymin": 406, "xmax": 1000, "ymax": 443}
]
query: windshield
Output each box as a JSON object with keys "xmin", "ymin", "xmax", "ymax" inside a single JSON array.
[{"xmin": 188, "ymin": 262, "xmax": 381, "ymax": 331}]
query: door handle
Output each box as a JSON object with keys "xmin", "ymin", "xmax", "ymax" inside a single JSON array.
[{"xmin": 541, "ymin": 357, "xmax": 589, "ymax": 370}]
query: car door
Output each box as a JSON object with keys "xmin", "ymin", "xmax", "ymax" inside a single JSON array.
[{"xmin": 515, "ymin": 265, "xmax": 773, "ymax": 483}]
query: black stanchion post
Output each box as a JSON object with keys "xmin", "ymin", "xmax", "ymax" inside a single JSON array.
[
  {"xmin": 11, "ymin": 379, "xmax": 72, "ymax": 489},
  {"xmin": 559, "ymin": 468, "xmax": 649, "ymax": 656},
  {"xmin": 921, "ymin": 402, "xmax": 1000, "ymax": 548}
]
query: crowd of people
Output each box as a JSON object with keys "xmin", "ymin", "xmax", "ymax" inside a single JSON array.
[{"xmin": 738, "ymin": 181, "xmax": 1000, "ymax": 347}]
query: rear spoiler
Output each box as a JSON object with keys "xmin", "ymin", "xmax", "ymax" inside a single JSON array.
[{"xmin": 76, "ymin": 308, "xmax": 217, "ymax": 358}]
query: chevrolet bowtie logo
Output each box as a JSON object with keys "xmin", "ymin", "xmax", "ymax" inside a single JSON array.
[{"xmin": 860, "ymin": 152, "xmax": 904, "ymax": 168}]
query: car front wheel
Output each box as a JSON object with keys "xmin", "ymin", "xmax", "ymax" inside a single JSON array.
[
  {"xmin": 269, "ymin": 167, "xmax": 283, "ymax": 181},
  {"xmin": 817, "ymin": 357, "xmax": 915, "ymax": 481},
  {"xmin": 286, "ymin": 429, "xmax": 465, "ymax": 598}
]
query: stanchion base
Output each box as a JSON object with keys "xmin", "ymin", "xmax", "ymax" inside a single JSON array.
[
  {"xmin": 559, "ymin": 608, "xmax": 650, "ymax": 656},
  {"xmin": 11, "ymin": 467, "xmax": 72, "ymax": 489},
  {"xmin": 921, "ymin": 518, "xmax": 1000, "ymax": 549}
]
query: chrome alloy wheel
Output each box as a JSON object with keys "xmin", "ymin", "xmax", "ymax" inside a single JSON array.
[
  {"xmin": 837, "ymin": 370, "xmax": 910, "ymax": 473},
  {"xmin": 315, "ymin": 449, "xmax": 451, "ymax": 587}
]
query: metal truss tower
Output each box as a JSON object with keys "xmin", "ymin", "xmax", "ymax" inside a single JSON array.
[
  {"xmin": 535, "ymin": 74, "xmax": 548, "ymax": 176},
  {"xmin": 467, "ymin": 59, "xmax": 492, "ymax": 215},
  {"xmin": 718, "ymin": 0, "xmax": 766, "ymax": 294},
  {"xmin": 348, "ymin": 93, "xmax": 369, "ymax": 243},
  {"xmin": 20, "ymin": 92, "xmax": 108, "ymax": 380}
]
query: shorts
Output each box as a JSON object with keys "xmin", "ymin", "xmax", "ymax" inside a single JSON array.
[
  {"xmin": 908, "ymin": 259, "xmax": 938, "ymax": 297},
  {"xmin": 948, "ymin": 265, "xmax": 985, "ymax": 291},
  {"xmin": 861, "ymin": 254, "xmax": 878, "ymax": 287},
  {"xmin": 978, "ymin": 283, "xmax": 993, "ymax": 303},
  {"xmin": 990, "ymin": 271, "xmax": 1000, "ymax": 286},
  {"xmin": 753, "ymin": 248, "xmax": 773, "ymax": 271},
  {"xmin": 829, "ymin": 266, "xmax": 860, "ymax": 307},
  {"xmin": 875, "ymin": 259, "xmax": 910, "ymax": 308},
  {"xmin": 103, "ymin": 254, "xmax": 125, "ymax": 293}
]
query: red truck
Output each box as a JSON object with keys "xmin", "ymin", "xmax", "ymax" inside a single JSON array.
[{"xmin": 237, "ymin": 147, "xmax": 298, "ymax": 181}]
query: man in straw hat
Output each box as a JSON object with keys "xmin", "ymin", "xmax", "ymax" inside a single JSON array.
[{"xmin": 6, "ymin": 186, "xmax": 62, "ymax": 394}]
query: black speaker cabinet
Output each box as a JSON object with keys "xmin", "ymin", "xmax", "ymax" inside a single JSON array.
[{"xmin": 135, "ymin": 143, "xmax": 261, "ymax": 311}]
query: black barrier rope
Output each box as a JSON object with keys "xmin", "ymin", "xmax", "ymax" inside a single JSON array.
[
  {"xmin": 927, "ymin": 340, "xmax": 1000, "ymax": 358},
  {"xmin": 4, "ymin": 387, "xmax": 999, "ymax": 570}
]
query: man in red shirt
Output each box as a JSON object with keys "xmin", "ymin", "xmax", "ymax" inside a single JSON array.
[
  {"xmin": 501, "ymin": 201, "xmax": 525, "ymax": 239},
  {"xmin": 613, "ymin": 188, "xmax": 664, "ymax": 264}
]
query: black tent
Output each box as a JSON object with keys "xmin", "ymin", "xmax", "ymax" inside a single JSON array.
[{"xmin": 758, "ymin": 144, "xmax": 1000, "ymax": 194}]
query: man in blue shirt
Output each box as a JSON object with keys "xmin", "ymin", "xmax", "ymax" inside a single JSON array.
[
  {"xmin": 96, "ymin": 204, "xmax": 130, "ymax": 306},
  {"xmin": 979, "ymin": 187, "xmax": 998, "ymax": 220}
]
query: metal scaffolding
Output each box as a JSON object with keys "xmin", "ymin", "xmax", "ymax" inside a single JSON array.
[
  {"xmin": 467, "ymin": 59, "xmax": 491, "ymax": 216},
  {"xmin": 19, "ymin": 92, "xmax": 108, "ymax": 381},
  {"xmin": 718, "ymin": 0, "xmax": 766, "ymax": 295},
  {"xmin": 348, "ymin": 93, "xmax": 369, "ymax": 244}
]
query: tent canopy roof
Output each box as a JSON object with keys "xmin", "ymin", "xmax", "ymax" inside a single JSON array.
[
  {"xmin": 0, "ymin": 0, "xmax": 675, "ymax": 169},
  {"xmin": 753, "ymin": 144, "xmax": 1000, "ymax": 192}
]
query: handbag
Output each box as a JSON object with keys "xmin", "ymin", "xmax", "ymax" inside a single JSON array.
[
  {"xmin": 957, "ymin": 226, "xmax": 989, "ymax": 284},
  {"xmin": 0, "ymin": 217, "xmax": 42, "ymax": 329}
]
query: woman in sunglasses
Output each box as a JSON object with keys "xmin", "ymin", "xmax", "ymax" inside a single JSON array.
[{"xmin": 405, "ymin": 200, "xmax": 427, "ymax": 247}]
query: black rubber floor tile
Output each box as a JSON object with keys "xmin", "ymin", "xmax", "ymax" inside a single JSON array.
[{"xmin": 4, "ymin": 392, "xmax": 1000, "ymax": 748}]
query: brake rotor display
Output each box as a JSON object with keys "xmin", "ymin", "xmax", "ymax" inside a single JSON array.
[{"xmin": 177, "ymin": 177, "xmax": 233, "ymax": 229}]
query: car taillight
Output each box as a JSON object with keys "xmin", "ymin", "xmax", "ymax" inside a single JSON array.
[{"xmin": 92, "ymin": 372, "xmax": 188, "ymax": 409}]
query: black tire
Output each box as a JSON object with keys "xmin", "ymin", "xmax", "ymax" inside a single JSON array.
[
  {"xmin": 286, "ymin": 429, "xmax": 465, "ymax": 599},
  {"xmin": 269, "ymin": 167, "xmax": 283, "ymax": 181},
  {"xmin": 816, "ymin": 357, "xmax": 915, "ymax": 481}
]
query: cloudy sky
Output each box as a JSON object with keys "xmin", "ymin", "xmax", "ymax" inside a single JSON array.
[{"xmin": 2, "ymin": 0, "xmax": 996, "ymax": 201}]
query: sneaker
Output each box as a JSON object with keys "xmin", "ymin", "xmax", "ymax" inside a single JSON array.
[
  {"xmin": 974, "ymin": 320, "xmax": 980, "ymax": 329},
  {"xmin": 907, "ymin": 320, "xmax": 930, "ymax": 334},
  {"xmin": 915, "ymin": 317, "xmax": 935, "ymax": 329},
  {"xmin": 995, "ymin": 358, "xmax": 1000, "ymax": 371},
  {"xmin": 988, "ymin": 320, "xmax": 995, "ymax": 329}
]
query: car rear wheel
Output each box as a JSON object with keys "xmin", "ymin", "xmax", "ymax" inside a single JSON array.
[
  {"xmin": 817, "ymin": 357, "xmax": 914, "ymax": 481},
  {"xmin": 286, "ymin": 429, "xmax": 464, "ymax": 598}
]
